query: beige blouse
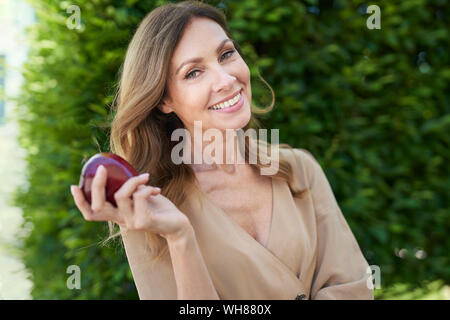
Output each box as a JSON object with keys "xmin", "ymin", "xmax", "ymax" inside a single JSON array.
[{"xmin": 120, "ymin": 148, "xmax": 374, "ymax": 300}]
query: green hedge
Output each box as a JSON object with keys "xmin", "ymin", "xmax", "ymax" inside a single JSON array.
[{"xmin": 14, "ymin": 0, "xmax": 449, "ymax": 299}]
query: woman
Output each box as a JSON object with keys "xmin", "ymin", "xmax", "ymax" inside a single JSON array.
[{"xmin": 70, "ymin": 0, "xmax": 374, "ymax": 300}]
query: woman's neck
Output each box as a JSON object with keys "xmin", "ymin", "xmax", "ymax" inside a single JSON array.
[
  {"xmin": 190, "ymin": 162, "xmax": 238, "ymax": 174},
  {"xmin": 185, "ymin": 128, "xmax": 247, "ymax": 171}
]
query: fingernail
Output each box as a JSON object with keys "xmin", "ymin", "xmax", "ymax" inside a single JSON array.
[
  {"xmin": 70, "ymin": 185, "xmax": 75, "ymax": 195},
  {"xmin": 155, "ymin": 187, "xmax": 161, "ymax": 192},
  {"xmin": 139, "ymin": 173, "xmax": 149, "ymax": 179}
]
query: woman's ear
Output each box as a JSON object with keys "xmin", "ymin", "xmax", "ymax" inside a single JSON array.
[{"xmin": 159, "ymin": 98, "xmax": 174, "ymax": 114}]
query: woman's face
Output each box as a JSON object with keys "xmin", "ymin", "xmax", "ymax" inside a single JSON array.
[{"xmin": 161, "ymin": 17, "xmax": 252, "ymax": 136}]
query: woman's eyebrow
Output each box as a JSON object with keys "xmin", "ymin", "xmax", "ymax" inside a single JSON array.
[{"xmin": 175, "ymin": 38, "xmax": 232, "ymax": 75}]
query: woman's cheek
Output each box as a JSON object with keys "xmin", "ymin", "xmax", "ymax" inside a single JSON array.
[{"xmin": 239, "ymin": 60, "xmax": 251, "ymax": 84}]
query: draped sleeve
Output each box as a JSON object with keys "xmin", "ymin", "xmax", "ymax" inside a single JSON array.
[
  {"xmin": 120, "ymin": 226, "xmax": 177, "ymax": 299},
  {"xmin": 293, "ymin": 148, "xmax": 374, "ymax": 300}
]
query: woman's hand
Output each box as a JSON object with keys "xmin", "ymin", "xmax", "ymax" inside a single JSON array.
[{"xmin": 70, "ymin": 165, "xmax": 192, "ymax": 241}]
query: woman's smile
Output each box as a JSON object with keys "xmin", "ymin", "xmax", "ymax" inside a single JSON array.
[{"xmin": 208, "ymin": 88, "xmax": 244, "ymax": 113}]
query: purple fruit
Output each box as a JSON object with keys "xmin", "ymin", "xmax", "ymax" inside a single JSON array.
[{"xmin": 78, "ymin": 152, "xmax": 139, "ymax": 207}]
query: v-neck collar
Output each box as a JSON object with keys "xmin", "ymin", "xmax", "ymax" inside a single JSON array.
[
  {"xmin": 180, "ymin": 176, "xmax": 307, "ymax": 299},
  {"xmin": 197, "ymin": 175, "xmax": 276, "ymax": 251}
]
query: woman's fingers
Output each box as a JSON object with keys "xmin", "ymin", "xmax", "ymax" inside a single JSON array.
[
  {"xmin": 114, "ymin": 173, "xmax": 150, "ymax": 217},
  {"xmin": 133, "ymin": 186, "xmax": 161, "ymax": 230},
  {"xmin": 71, "ymin": 171, "xmax": 162, "ymax": 230},
  {"xmin": 115, "ymin": 175, "xmax": 154, "ymax": 229},
  {"xmin": 71, "ymin": 184, "xmax": 122, "ymax": 224},
  {"xmin": 91, "ymin": 165, "xmax": 107, "ymax": 212},
  {"xmin": 135, "ymin": 184, "xmax": 161, "ymax": 195},
  {"xmin": 71, "ymin": 185, "xmax": 95, "ymax": 221}
]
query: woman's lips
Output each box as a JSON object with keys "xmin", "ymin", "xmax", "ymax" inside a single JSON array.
[
  {"xmin": 208, "ymin": 89, "xmax": 244, "ymax": 113},
  {"xmin": 208, "ymin": 89, "xmax": 242, "ymax": 110}
]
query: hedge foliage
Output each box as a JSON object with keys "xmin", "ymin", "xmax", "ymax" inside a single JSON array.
[{"xmin": 14, "ymin": 0, "xmax": 449, "ymax": 299}]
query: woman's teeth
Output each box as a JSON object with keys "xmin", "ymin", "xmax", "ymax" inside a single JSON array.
[{"xmin": 209, "ymin": 92, "xmax": 241, "ymax": 110}]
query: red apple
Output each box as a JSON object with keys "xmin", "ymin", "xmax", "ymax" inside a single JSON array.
[{"xmin": 78, "ymin": 152, "xmax": 139, "ymax": 208}]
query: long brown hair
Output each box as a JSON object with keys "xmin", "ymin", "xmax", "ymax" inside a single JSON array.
[{"xmin": 106, "ymin": 0, "xmax": 307, "ymax": 262}]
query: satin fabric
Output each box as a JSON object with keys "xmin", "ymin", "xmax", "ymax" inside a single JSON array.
[{"xmin": 120, "ymin": 148, "xmax": 374, "ymax": 300}]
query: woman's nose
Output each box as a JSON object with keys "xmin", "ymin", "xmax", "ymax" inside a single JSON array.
[{"xmin": 212, "ymin": 68, "xmax": 236, "ymax": 92}]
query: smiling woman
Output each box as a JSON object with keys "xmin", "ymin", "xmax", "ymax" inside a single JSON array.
[
  {"xmin": 159, "ymin": 17, "xmax": 252, "ymax": 134},
  {"xmin": 70, "ymin": 0, "xmax": 373, "ymax": 300},
  {"xmin": 105, "ymin": 0, "xmax": 305, "ymax": 261}
]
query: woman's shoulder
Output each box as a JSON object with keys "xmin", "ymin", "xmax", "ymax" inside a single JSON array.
[{"xmin": 278, "ymin": 146, "xmax": 321, "ymax": 191}]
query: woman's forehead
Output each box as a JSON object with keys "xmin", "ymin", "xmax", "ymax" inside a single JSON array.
[{"xmin": 171, "ymin": 18, "xmax": 228, "ymax": 67}]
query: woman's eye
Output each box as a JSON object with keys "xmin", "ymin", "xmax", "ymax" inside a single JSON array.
[
  {"xmin": 184, "ymin": 49, "xmax": 236, "ymax": 80},
  {"xmin": 220, "ymin": 49, "xmax": 235, "ymax": 61},
  {"xmin": 185, "ymin": 70, "xmax": 200, "ymax": 79}
]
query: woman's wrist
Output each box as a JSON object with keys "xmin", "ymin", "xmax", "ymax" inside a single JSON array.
[
  {"xmin": 165, "ymin": 221, "xmax": 195, "ymax": 245},
  {"xmin": 165, "ymin": 219, "xmax": 219, "ymax": 300}
]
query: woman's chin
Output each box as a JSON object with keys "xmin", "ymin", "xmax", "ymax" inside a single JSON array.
[
  {"xmin": 216, "ymin": 113, "xmax": 251, "ymax": 131},
  {"xmin": 203, "ymin": 101, "xmax": 252, "ymax": 131}
]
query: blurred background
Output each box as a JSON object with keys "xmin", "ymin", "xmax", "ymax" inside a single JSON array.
[{"xmin": 0, "ymin": 0, "xmax": 448, "ymax": 299}]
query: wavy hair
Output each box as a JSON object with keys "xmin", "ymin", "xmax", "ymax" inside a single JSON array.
[{"xmin": 105, "ymin": 0, "xmax": 307, "ymax": 262}]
